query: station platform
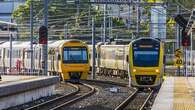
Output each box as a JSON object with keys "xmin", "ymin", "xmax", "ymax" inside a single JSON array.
[
  {"xmin": 0, "ymin": 75, "xmax": 59, "ymax": 109},
  {"xmin": 152, "ymin": 77, "xmax": 195, "ymax": 110},
  {"xmin": 0, "ymin": 75, "xmax": 38, "ymax": 84}
]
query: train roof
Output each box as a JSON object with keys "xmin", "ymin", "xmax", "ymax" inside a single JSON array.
[
  {"xmin": 131, "ymin": 37, "xmax": 161, "ymax": 44},
  {"xmin": 0, "ymin": 39, "xmax": 85, "ymax": 49}
]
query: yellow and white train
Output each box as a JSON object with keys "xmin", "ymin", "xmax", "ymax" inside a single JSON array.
[
  {"xmin": 0, "ymin": 40, "xmax": 90, "ymax": 81},
  {"xmin": 89, "ymin": 37, "xmax": 164, "ymax": 88},
  {"xmin": 129, "ymin": 38, "xmax": 164, "ymax": 88}
]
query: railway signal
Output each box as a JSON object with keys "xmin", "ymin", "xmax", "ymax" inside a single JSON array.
[
  {"xmin": 39, "ymin": 25, "xmax": 48, "ymax": 44},
  {"xmin": 174, "ymin": 15, "xmax": 187, "ymax": 28},
  {"xmin": 181, "ymin": 29, "xmax": 191, "ymax": 47}
]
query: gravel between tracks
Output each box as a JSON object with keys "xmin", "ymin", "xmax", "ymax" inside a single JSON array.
[
  {"xmin": 91, "ymin": 75, "xmax": 130, "ymax": 85},
  {"xmin": 63, "ymin": 75, "xmax": 135, "ymax": 110},
  {"xmin": 5, "ymin": 82, "xmax": 76, "ymax": 110}
]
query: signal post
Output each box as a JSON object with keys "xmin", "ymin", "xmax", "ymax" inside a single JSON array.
[
  {"xmin": 42, "ymin": 0, "xmax": 48, "ymax": 76},
  {"xmin": 39, "ymin": 26, "xmax": 48, "ymax": 75}
]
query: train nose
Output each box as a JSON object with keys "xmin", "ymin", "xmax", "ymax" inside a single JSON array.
[
  {"xmin": 135, "ymin": 75, "xmax": 156, "ymax": 85},
  {"xmin": 69, "ymin": 72, "xmax": 82, "ymax": 79}
]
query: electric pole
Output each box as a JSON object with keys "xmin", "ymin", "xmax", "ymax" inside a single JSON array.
[
  {"xmin": 30, "ymin": 0, "xmax": 33, "ymax": 74},
  {"xmin": 43, "ymin": 0, "xmax": 48, "ymax": 76},
  {"xmin": 103, "ymin": 4, "xmax": 107, "ymax": 44},
  {"xmin": 92, "ymin": 17, "xmax": 96, "ymax": 79}
]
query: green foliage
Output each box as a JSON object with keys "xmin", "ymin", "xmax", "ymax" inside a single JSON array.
[
  {"xmin": 12, "ymin": 1, "xmax": 30, "ymax": 22},
  {"xmin": 112, "ymin": 17, "xmax": 125, "ymax": 26},
  {"xmin": 12, "ymin": 0, "xmax": 194, "ymax": 40},
  {"xmin": 168, "ymin": 0, "xmax": 194, "ymax": 9}
]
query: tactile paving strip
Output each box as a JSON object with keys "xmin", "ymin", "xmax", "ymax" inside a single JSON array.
[{"xmin": 173, "ymin": 77, "xmax": 195, "ymax": 110}]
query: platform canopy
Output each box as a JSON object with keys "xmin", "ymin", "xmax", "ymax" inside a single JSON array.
[
  {"xmin": 0, "ymin": 20, "xmax": 18, "ymax": 39},
  {"xmin": 186, "ymin": 9, "xmax": 195, "ymax": 35},
  {"xmin": 0, "ymin": 20, "xmax": 17, "ymax": 26}
]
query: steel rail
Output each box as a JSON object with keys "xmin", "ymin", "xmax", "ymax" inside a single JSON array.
[
  {"xmin": 25, "ymin": 82, "xmax": 79, "ymax": 110},
  {"xmin": 139, "ymin": 90, "xmax": 154, "ymax": 110},
  {"xmin": 51, "ymin": 83, "xmax": 95, "ymax": 110},
  {"xmin": 115, "ymin": 89, "xmax": 154, "ymax": 110},
  {"xmin": 115, "ymin": 89, "xmax": 138, "ymax": 110}
]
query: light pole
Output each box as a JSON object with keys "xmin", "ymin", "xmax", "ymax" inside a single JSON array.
[
  {"xmin": 103, "ymin": 4, "xmax": 107, "ymax": 43},
  {"xmin": 30, "ymin": 0, "xmax": 34, "ymax": 74},
  {"xmin": 64, "ymin": 23, "xmax": 68, "ymax": 39},
  {"xmin": 92, "ymin": 17, "xmax": 96, "ymax": 79}
]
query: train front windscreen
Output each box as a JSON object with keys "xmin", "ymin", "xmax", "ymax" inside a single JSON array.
[
  {"xmin": 133, "ymin": 44, "xmax": 160, "ymax": 67},
  {"xmin": 63, "ymin": 47, "xmax": 88, "ymax": 64}
]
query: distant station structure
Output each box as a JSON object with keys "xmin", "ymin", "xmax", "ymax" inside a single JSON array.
[
  {"xmin": 185, "ymin": 8, "xmax": 195, "ymax": 49},
  {"xmin": 0, "ymin": 0, "xmax": 25, "ymax": 40}
]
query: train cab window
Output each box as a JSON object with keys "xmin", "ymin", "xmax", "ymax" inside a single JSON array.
[
  {"xmin": 133, "ymin": 51, "xmax": 159, "ymax": 67},
  {"xmin": 63, "ymin": 47, "xmax": 88, "ymax": 63}
]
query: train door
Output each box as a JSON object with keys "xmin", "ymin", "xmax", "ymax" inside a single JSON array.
[
  {"xmin": 21, "ymin": 49, "xmax": 26, "ymax": 73},
  {"xmin": 48, "ymin": 48, "xmax": 56, "ymax": 75},
  {"xmin": 48, "ymin": 48, "xmax": 52, "ymax": 73},
  {"xmin": 55, "ymin": 48, "xmax": 61, "ymax": 79}
]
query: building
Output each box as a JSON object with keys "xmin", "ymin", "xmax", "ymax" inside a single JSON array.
[
  {"xmin": 0, "ymin": 0, "xmax": 25, "ymax": 40},
  {"xmin": 0, "ymin": 0, "xmax": 25, "ymax": 22}
]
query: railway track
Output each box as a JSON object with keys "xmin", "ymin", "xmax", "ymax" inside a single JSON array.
[
  {"xmin": 115, "ymin": 89, "xmax": 154, "ymax": 110},
  {"xmin": 25, "ymin": 82, "xmax": 95, "ymax": 110}
]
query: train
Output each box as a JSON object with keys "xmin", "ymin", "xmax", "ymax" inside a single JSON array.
[
  {"xmin": 89, "ymin": 37, "xmax": 164, "ymax": 88},
  {"xmin": 0, "ymin": 40, "xmax": 90, "ymax": 81},
  {"xmin": 129, "ymin": 38, "xmax": 164, "ymax": 88}
]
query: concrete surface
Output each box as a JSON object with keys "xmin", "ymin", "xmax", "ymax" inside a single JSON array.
[{"xmin": 0, "ymin": 75, "xmax": 59, "ymax": 109}]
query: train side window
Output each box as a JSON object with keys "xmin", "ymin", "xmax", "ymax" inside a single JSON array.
[
  {"xmin": 7, "ymin": 50, "xmax": 9, "ymax": 58},
  {"xmin": 89, "ymin": 54, "xmax": 91, "ymax": 59},
  {"xmin": 36, "ymin": 51, "xmax": 38, "ymax": 59},
  {"xmin": 95, "ymin": 53, "xmax": 97, "ymax": 58},
  {"xmin": 27, "ymin": 53, "xmax": 29, "ymax": 58},
  {"xmin": 126, "ymin": 55, "xmax": 129, "ymax": 62},
  {"xmin": 58, "ymin": 54, "xmax": 61, "ymax": 60},
  {"xmin": 163, "ymin": 55, "xmax": 166, "ymax": 64},
  {"xmin": 19, "ymin": 50, "xmax": 21, "ymax": 57}
]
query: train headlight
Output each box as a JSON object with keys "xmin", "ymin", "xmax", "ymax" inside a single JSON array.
[
  {"xmin": 133, "ymin": 69, "xmax": 136, "ymax": 72},
  {"xmin": 155, "ymin": 69, "xmax": 159, "ymax": 73}
]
